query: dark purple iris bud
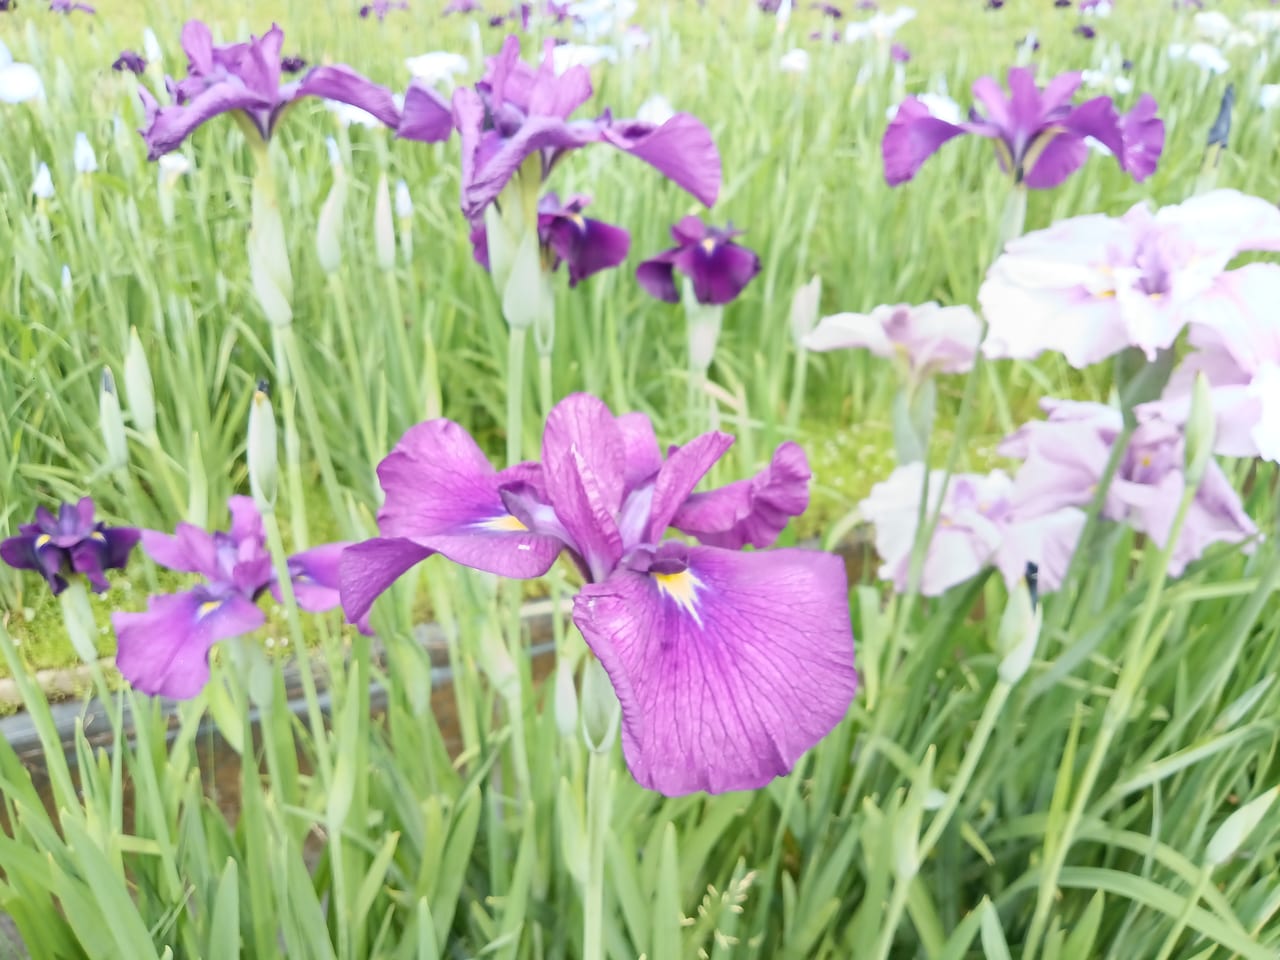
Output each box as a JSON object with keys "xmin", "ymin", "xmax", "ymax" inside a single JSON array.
[
  {"xmin": 113, "ymin": 49, "xmax": 147, "ymax": 74},
  {"xmin": 890, "ymin": 42, "xmax": 910, "ymax": 62},
  {"xmin": 280, "ymin": 54, "xmax": 307, "ymax": 74},
  {"xmin": 883, "ymin": 66, "xmax": 1152, "ymax": 188},
  {"xmin": 0, "ymin": 1, "xmax": 17, "ymax": 12},
  {"xmin": 856, "ymin": 0, "xmax": 877, "ymax": 8},
  {"xmin": 1075, "ymin": 24, "xmax": 1097, "ymax": 39},
  {"xmin": 110, "ymin": 496, "xmax": 348, "ymax": 699},
  {"xmin": 138, "ymin": 20, "xmax": 401, "ymax": 160},
  {"xmin": 1121, "ymin": 58, "xmax": 1134, "ymax": 71},
  {"xmin": 758, "ymin": 0, "xmax": 782, "ymax": 10},
  {"xmin": 488, "ymin": 13, "xmax": 506, "ymax": 25},
  {"xmin": 2, "ymin": 499, "xmax": 140, "ymax": 596},
  {"xmin": 50, "ymin": 0, "xmax": 94, "ymax": 11},
  {"xmin": 811, "ymin": 2, "xmax": 844, "ymax": 16},
  {"xmin": 1015, "ymin": 33, "xmax": 1041, "ymax": 51},
  {"xmin": 1054, "ymin": 0, "xmax": 1071, "ymax": 6},
  {"xmin": 1206, "ymin": 83, "xmax": 1235, "ymax": 149},
  {"xmin": 986, "ymin": 0, "xmax": 1004, "ymax": 9},
  {"xmin": 637, "ymin": 216, "xmax": 761, "ymax": 306},
  {"xmin": 444, "ymin": 0, "xmax": 480, "ymax": 11}
]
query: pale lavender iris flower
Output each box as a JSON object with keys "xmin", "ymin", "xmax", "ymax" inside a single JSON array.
[
  {"xmin": 883, "ymin": 66, "xmax": 1159, "ymax": 188},
  {"xmin": 399, "ymin": 35, "xmax": 721, "ymax": 220},
  {"xmin": 1000, "ymin": 399, "xmax": 1257, "ymax": 577},
  {"xmin": 111, "ymin": 496, "xmax": 347, "ymax": 699},
  {"xmin": 803, "ymin": 302, "xmax": 982, "ymax": 382},
  {"xmin": 980, "ymin": 188, "xmax": 1280, "ymax": 366},
  {"xmin": 139, "ymin": 21, "xmax": 401, "ymax": 160},
  {"xmin": 1, "ymin": 499, "xmax": 139, "ymax": 596},
  {"xmin": 636, "ymin": 216, "xmax": 761, "ymax": 305},
  {"xmin": 340, "ymin": 393, "xmax": 858, "ymax": 796}
]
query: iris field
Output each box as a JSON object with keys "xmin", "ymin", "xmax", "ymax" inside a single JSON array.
[{"xmin": 1, "ymin": 0, "xmax": 1280, "ymax": 957}]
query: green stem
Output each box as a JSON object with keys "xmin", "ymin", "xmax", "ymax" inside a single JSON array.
[
  {"xmin": 328, "ymin": 271, "xmax": 380, "ymax": 475},
  {"xmin": 280, "ymin": 324, "xmax": 350, "ymax": 535},
  {"xmin": 507, "ymin": 327, "xmax": 527, "ymax": 467},
  {"xmin": 1152, "ymin": 864, "xmax": 1212, "ymax": 960},
  {"xmin": 383, "ymin": 268, "xmax": 420, "ymax": 425},
  {"xmin": 259, "ymin": 503, "xmax": 333, "ymax": 790},
  {"xmin": 785, "ymin": 344, "xmax": 809, "ymax": 437},
  {"xmin": 538, "ymin": 349, "xmax": 554, "ymax": 422},
  {"xmin": 582, "ymin": 748, "xmax": 611, "ymax": 960},
  {"xmin": 269, "ymin": 326, "xmax": 310, "ymax": 550},
  {"xmin": 1023, "ymin": 483, "xmax": 1199, "ymax": 960}
]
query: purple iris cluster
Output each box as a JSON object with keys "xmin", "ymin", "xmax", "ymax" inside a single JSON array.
[
  {"xmin": 340, "ymin": 393, "xmax": 858, "ymax": 795},
  {"xmin": 883, "ymin": 66, "xmax": 1164, "ymax": 188}
]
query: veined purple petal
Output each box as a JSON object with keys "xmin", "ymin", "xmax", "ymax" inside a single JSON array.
[
  {"xmin": 634, "ymin": 248, "xmax": 682, "ymax": 303},
  {"xmin": 617, "ymin": 412, "xmax": 663, "ymax": 490},
  {"xmin": 671, "ymin": 442, "xmax": 811, "ymax": 549},
  {"xmin": 69, "ymin": 527, "xmax": 141, "ymax": 594},
  {"xmin": 399, "ymin": 80, "xmax": 455, "ymax": 142},
  {"xmin": 461, "ymin": 113, "xmax": 597, "ymax": 219},
  {"xmin": 542, "ymin": 394, "xmax": 628, "ymax": 580},
  {"xmin": 675, "ymin": 236, "xmax": 761, "ymax": 305},
  {"xmin": 1060, "ymin": 94, "xmax": 1124, "ymax": 153},
  {"xmin": 599, "ymin": 113, "xmax": 722, "ymax": 208},
  {"xmin": 181, "ymin": 20, "xmax": 215, "ymax": 76},
  {"xmin": 882, "ymin": 97, "xmax": 966, "ymax": 186},
  {"xmin": 0, "ymin": 534, "xmax": 68, "ymax": 594},
  {"xmin": 573, "ymin": 545, "xmax": 858, "ymax": 796},
  {"xmin": 297, "ymin": 65, "xmax": 401, "ymax": 129},
  {"xmin": 374, "ymin": 419, "xmax": 564, "ymax": 578},
  {"xmin": 541, "ymin": 207, "xmax": 630, "ymax": 285},
  {"xmin": 339, "ymin": 537, "xmax": 435, "ymax": 633},
  {"xmin": 643, "ymin": 431, "xmax": 735, "ymax": 542},
  {"xmin": 141, "ymin": 524, "xmax": 221, "ymax": 579},
  {"xmin": 112, "ymin": 592, "xmax": 265, "ymax": 699},
  {"xmin": 1021, "ymin": 131, "xmax": 1089, "ymax": 189}
]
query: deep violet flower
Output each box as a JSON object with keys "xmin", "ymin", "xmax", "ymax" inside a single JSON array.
[
  {"xmin": 471, "ymin": 191, "xmax": 629, "ymax": 285},
  {"xmin": 812, "ymin": 2, "xmax": 844, "ymax": 17},
  {"xmin": 340, "ymin": 393, "xmax": 857, "ymax": 796},
  {"xmin": 444, "ymin": 0, "xmax": 481, "ymax": 11},
  {"xmin": 890, "ymin": 42, "xmax": 910, "ymax": 62},
  {"xmin": 113, "ymin": 50, "xmax": 147, "ymax": 74},
  {"xmin": 883, "ymin": 66, "xmax": 1151, "ymax": 188},
  {"xmin": 2, "ymin": 499, "xmax": 139, "ymax": 596},
  {"xmin": 138, "ymin": 21, "xmax": 400, "ymax": 160},
  {"xmin": 636, "ymin": 216, "xmax": 761, "ymax": 306},
  {"xmin": 280, "ymin": 55, "xmax": 307, "ymax": 75},
  {"xmin": 111, "ymin": 496, "xmax": 347, "ymax": 699},
  {"xmin": 1075, "ymin": 24, "xmax": 1097, "ymax": 39},
  {"xmin": 49, "ymin": 0, "xmax": 94, "ymax": 12},
  {"xmin": 398, "ymin": 35, "xmax": 720, "ymax": 220}
]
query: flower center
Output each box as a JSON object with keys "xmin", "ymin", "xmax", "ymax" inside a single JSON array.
[{"xmin": 654, "ymin": 568, "xmax": 704, "ymax": 625}]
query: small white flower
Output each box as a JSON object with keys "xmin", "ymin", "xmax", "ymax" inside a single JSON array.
[
  {"xmin": 637, "ymin": 93, "xmax": 676, "ymax": 125},
  {"xmin": 395, "ymin": 179, "xmax": 413, "ymax": 218},
  {"xmin": 621, "ymin": 26, "xmax": 651, "ymax": 56},
  {"xmin": 1081, "ymin": 0, "xmax": 1111, "ymax": 18},
  {"xmin": 551, "ymin": 43, "xmax": 617, "ymax": 75},
  {"xmin": 1081, "ymin": 68, "xmax": 1133, "ymax": 95},
  {"xmin": 404, "ymin": 50, "xmax": 469, "ymax": 86},
  {"xmin": 0, "ymin": 40, "xmax": 44, "ymax": 104},
  {"xmin": 845, "ymin": 6, "xmax": 916, "ymax": 44},
  {"xmin": 1259, "ymin": 84, "xmax": 1280, "ymax": 110},
  {"xmin": 142, "ymin": 27, "xmax": 162, "ymax": 65},
  {"xmin": 60, "ymin": 264, "xmax": 72, "ymax": 292},
  {"xmin": 158, "ymin": 152, "xmax": 192, "ymax": 183},
  {"xmin": 73, "ymin": 132, "xmax": 97, "ymax": 174},
  {"xmin": 1194, "ymin": 11, "xmax": 1234, "ymax": 41},
  {"xmin": 1168, "ymin": 41, "xmax": 1230, "ymax": 74},
  {"xmin": 568, "ymin": 0, "xmax": 637, "ymax": 40},
  {"xmin": 325, "ymin": 136, "xmax": 342, "ymax": 171},
  {"xmin": 779, "ymin": 48, "xmax": 810, "ymax": 74},
  {"xmin": 326, "ymin": 99, "xmax": 382, "ymax": 128},
  {"xmin": 887, "ymin": 91, "xmax": 962, "ymax": 125},
  {"xmin": 1243, "ymin": 10, "xmax": 1280, "ymax": 34},
  {"xmin": 32, "ymin": 162, "xmax": 54, "ymax": 199}
]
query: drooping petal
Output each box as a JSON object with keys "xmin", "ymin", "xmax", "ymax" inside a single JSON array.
[
  {"xmin": 69, "ymin": 527, "xmax": 141, "ymax": 593},
  {"xmin": 297, "ymin": 65, "xmax": 402, "ymax": 129},
  {"xmin": 1117, "ymin": 94, "xmax": 1164, "ymax": 181},
  {"xmin": 670, "ymin": 442, "xmax": 811, "ymax": 549},
  {"xmin": 141, "ymin": 524, "xmax": 221, "ymax": 579},
  {"xmin": 599, "ymin": 113, "xmax": 722, "ymax": 208},
  {"xmin": 338, "ymin": 537, "xmax": 435, "ymax": 632},
  {"xmin": 0, "ymin": 534, "xmax": 65, "ymax": 593},
  {"xmin": 673, "ymin": 234, "xmax": 761, "ymax": 305},
  {"xmin": 112, "ymin": 591, "xmax": 265, "ymax": 699},
  {"xmin": 616, "ymin": 412, "xmax": 663, "ymax": 490},
  {"xmin": 375, "ymin": 419, "xmax": 564, "ymax": 578},
  {"xmin": 573, "ymin": 545, "xmax": 858, "ymax": 796},
  {"xmin": 141, "ymin": 82, "xmax": 273, "ymax": 159},
  {"xmin": 398, "ymin": 80, "xmax": 455, "ymax": 142},
  {"xmin": 1021, "ymin": 131, "xmax": 1088, "ymax": 190},
  {"xmin": 882, "ymin": 97, "xmax": 966, "ymax": 185},
  {"xmin": 541, "ymin": 210, "xmax": 630, "ymax": 285},
  {"xmin": 634, "ymin": 247, "xmax": 682, "ymax": 303},
  {"xmin": 993, "ymin": 507, "xmax": 1086, "ymax": 594},
  {"xmin": 461, "ymin": 113, "xmax": 597, "ymax": 218}
]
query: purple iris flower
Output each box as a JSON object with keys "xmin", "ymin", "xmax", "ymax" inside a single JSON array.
[
  {"xmin": 890, "ymin": 43, "xmax": 911, "ymax": 62},
  {"xmin": 2, "ymin": 499, "xmax": 140, "ymax": 596},
  {"xmin": 0, "ymin": 1, "xmax": 15, "ymax": 11},
  {"xmin": 445, "ymin": 0, "xmax": 481, "ymax": 11},
  {"xmin": 340, "ymin": 394, "xmax": 857, "ymax": 796},
  {"xmin": 113, "ymin": 50, "xmax": 147, "ymax": 74},
  {"xmin": 471, "ymin": 192, "xmax": 631, "ymax": 285},
  {"xmin": 359, "ymin": 0, "xmax": 409, "ymax": 19},
  {"xmin": 49, "ymin": 0, "xmax": 94, "ymax": 12},
  {"xmin": 139, "ymin": 21, "xmax": 401, "ymax": 160},
  {"xmin": 1075, "ymin": 24, "xmax": 1097, "ymax": 39},
  {"xmin": 883, "ymin": 66, "xmax": 1156, "ymax": 188},
  {"xmin": 110, "ymin": 496, "xmax": 347, "ymax": 700},
  {"xmin": 812, "ymin": 2, "xmax": 844, "ymax": 17},
  {"xmin": 636, "ymin": 216, "xmax": 761, "ymax": 306},
  {"xmin": 398, "ymin": 35, "xmax": 720, "ymax": 220}
]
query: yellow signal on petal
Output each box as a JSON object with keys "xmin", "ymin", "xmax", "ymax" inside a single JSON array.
[
  {"xmin": 654, "ymin": 569, "xmax": 704, "ymax": 627},
  {"xmin": 197, "ymin": 601, "xmax": 221, "ymax": 620},
  {"xmin": 480, "ymin": 514, "xmax": 528, "ymax": 533},
  {"xmin": 34, "ymin": 534, "xmax": 51, "ymax": 549}
]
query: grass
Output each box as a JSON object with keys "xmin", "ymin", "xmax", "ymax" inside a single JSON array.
[{"xmin": 0, "ymin": 0, "xmax": 1279, "ymax": 958}]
